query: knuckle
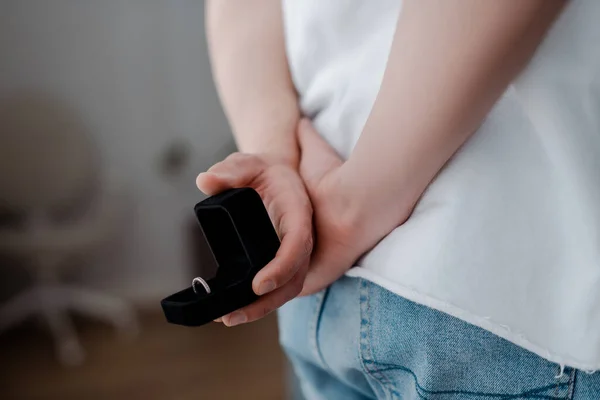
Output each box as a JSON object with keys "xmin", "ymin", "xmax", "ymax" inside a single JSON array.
[
  {"xmin": 227, "ymin": 152, "xmax": 262, "ymax": 166},
  {"xmin": 225, "ymin": 152, "xmax": 246, "ymax": 162},
  {"xmin": 206, "ymin": 159, "xmax": 226, "ymax": 173},
  {"xmin": 226, "ymin": 152, "xmax": 267, "ymax": 180},
  {"xmin": 301, "ymin": 199, "xmax": 314, "ymax": 214},
  {"xmin": 246, "ymin": 300, "xmax": 275, "ymax": 321},
  {"xmin": 223, "ymin": 152, "xmax": 248, "ymax": 168},
  {"xmin": 298, "ymin": 233, "xmax": 314, "ymax": 259},
  {"xmin": 259, "ymin": 304, "xmax": 274, "ymax": 318}
]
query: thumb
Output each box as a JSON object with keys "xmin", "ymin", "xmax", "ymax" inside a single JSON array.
[
  {"xmin": 196, "ymin": 153, "xmax": 266, "ymax": 195},
  {"xmin": 298, "ymin": 119, "xmax": 343, "ymax": 190}
]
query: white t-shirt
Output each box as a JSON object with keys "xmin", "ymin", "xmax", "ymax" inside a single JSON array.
[{"xmin": 282, "ymin": 0, "xmax": 600, "ymax": 370}]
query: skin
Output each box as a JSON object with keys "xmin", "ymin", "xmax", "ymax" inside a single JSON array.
[
  {"xmin": 200, "ymin": 0, "xmax": 310, "ymax": 326},
  {"xmin": 201, "ymin": 0, "xmax": 566, "ymax": 326}
]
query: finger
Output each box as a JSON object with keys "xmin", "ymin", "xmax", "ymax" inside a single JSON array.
[
  {"xmin": 299, "ymin": 243, "xmax": 354, "ymax": 297},
  {"xmin": 301, "ymin": 264, "xmax": 344, "ymax": 297},
  {"xmin": 196, "ymin": 153, "xmax": 265, "ymax": 195},
  {"xmin": 252, "ymin": 193, "xmax": 312, "ymax": 295},
  {"xmin": 297, "ymin": 119, "xmax": 343, "ymax": 190},
  {"xmin": 252, "ymin": 215, "xmax": 313, "ymax": 295},
  {"xmin": 222, "ymin": 269, "xmax": 306, "ymax": 327}
]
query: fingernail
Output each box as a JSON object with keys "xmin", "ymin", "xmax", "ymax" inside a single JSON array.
[
  {"xmin": 196, "ymin": 173, "xmax": 209, "ymax": 190},
  {"xmin": 213, "ymin": 318, "xmax": 222, "ymax": 323},
  {"xmin": 225, "ymin": 312, "xmax": 247, "ymax": 327},
  {"xmin": 257, "ymin": 280, "xmax": 276, "ymax": 296}
]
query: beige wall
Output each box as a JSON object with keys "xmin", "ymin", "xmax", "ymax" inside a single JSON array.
[{"xmin": 0, "ymin": 0, "xmax": 233, "ymax": 302}]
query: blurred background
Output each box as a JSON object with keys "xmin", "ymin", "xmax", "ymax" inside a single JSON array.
[{"xmin": 0, "ymin": 1, "xmax": 289, "ymax": 399}]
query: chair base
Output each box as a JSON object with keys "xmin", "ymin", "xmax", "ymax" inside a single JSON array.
[{"xmin": 0, "ymin": 283, "xmax": 139, "ymax": 366}]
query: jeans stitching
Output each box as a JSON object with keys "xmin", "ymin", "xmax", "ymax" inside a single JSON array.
[
  {"xmin": 364, "ymin": 361, "xmax": 570, "ymax": 399},
  {"xmin": 553, "ymin": 366, "xmax": 574, "ymax": 399},
  {"xmin": 554, "ymin": 365, "xmax": 570, "ymax": 399},
  {"xmin": 309, "ymin": 289, "xmax": 330, "ymax": 371},
  {"xmin": 359, "ymin": 279, "xmax": 394, "ymax": 398},
  {"xmin": 554, "ymin": 366, "xmax": 560, "ymax": 398},
  {"xmin": 358, "ymin": 279, "xmax": 397, "ymax": 400},
  {"xmin": 566, "ymin": 369, "xmax": 577, "ymax": 400}
]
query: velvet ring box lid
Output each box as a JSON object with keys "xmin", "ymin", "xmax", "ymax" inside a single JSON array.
[{"xmin": 161, "ymin": 188, "xmax": 280, "ymax": 327}]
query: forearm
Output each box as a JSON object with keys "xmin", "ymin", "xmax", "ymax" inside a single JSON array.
[
  {"xmin": 340, "ymin": 0, "xmax": 565, "ymax": 222},
  {"xmin": 206, "ymin": 0, "xmax": 300, "ymax": 167}
]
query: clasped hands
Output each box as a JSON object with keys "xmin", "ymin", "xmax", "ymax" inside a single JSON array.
[{"xmin": 196, "ymin": 119, "xmax": 409, "ymax": 327}]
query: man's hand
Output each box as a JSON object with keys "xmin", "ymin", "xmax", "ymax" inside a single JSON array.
[
  {"xmin": 196, "ymin": 153, "xmax": 313, "ymax": 326},
  {"xmin": 297, "ymin": 120, "xmax": 412, "ymax": 296}
]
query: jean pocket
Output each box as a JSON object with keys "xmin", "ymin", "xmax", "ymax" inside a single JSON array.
[
  {"xmin": 278, "ymin": 287, "xmax": 331, "ymax": 370},
  {"xmin": 358, "ymin": 280, "xmax": 576, "ymax": 400}
]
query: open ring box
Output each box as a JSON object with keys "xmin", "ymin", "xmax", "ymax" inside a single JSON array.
[{"xmin": 161, "ymin": 188, "xmax": 280, "ymax": 326}]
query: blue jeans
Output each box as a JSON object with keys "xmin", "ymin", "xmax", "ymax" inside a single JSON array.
[{"xmin": 278, "ymin": 276, "xmax": 600, "ymax": 400}]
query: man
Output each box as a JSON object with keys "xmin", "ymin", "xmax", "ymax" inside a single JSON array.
[{"xmin": 199, "ymin": 1, "xmax": 600, "ymax": 398}]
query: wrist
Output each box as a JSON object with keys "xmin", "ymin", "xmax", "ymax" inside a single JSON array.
[
  {"xmin": 234, "ymin": 130, "xmax": 300, "ymax": 170},
  {"xmin": 259, "ymin": 151, "xmax": 300, "ymax": 170},
  {"xmin": 232, "ymin": 116, "xmax": 301, "ymax": 170},
  {"xmin": 335, "ymin": 162, "xmax": 415, "ymax": 239},
  {"xmin": 323, "ymin": 166, "xmax": 374, "ymax": 244}
]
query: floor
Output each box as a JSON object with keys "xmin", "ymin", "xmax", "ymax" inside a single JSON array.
[{"xmin": 0, "ymin": 312, "xmax": 288, "ymax": 400}]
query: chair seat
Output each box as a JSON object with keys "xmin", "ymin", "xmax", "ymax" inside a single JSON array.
[{"xmin": 0, "ymin": 190, "xmax": 124, "ymax": 257}]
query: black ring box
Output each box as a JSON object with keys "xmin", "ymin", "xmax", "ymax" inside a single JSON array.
[{"xmin": 161, "ymin": 188, "xmax": 280, "ymax": 326}]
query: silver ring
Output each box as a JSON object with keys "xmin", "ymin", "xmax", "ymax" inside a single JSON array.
[{"xmin": 192, "ymin": 277, "xmax": 211, "ymax": 295}]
